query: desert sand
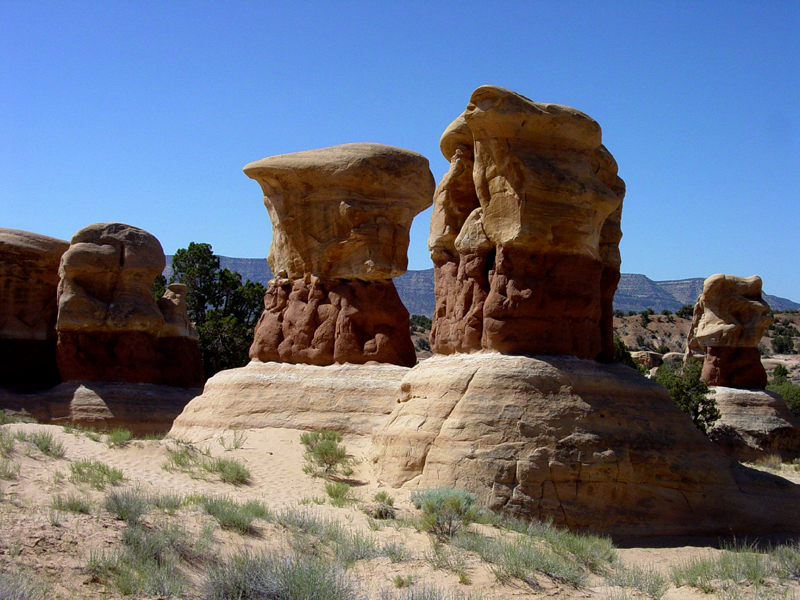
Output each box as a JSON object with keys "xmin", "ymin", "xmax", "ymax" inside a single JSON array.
[{"xmin": 2, "ymin": 421, "xmax": 799, "ymax": 599}]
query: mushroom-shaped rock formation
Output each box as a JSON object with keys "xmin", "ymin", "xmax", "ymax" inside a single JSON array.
[
  {"xmin": 56, "ymin": 223, "xmax": 202, "ymax": 387},
  {"xmin": 244, "ymin": 143, "xmax": 434, "ymax": 367},
  {"xmin": 0, "ymin": 229, "xmax": 70, "ymax": 389},
  {"xmin": 428, "ymin": 86, "xmax": 626, "ymax": 359},
  {"xmin": 686, "ymin": 274, "xmax": 772, "ymax": 389},
  {"xmin": 685, "ymin": 274, "xmax": 800, "ymax": 460},
  {"xmin": 372, "ymin": 87, "xmax": 800, "ymax": 538}
]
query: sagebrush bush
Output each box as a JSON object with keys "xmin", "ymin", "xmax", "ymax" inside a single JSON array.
[
  {"xmin": 411, "ymin": 487, "xmax": 477, "ymax": 538},
  {"xmin": 50, "ymin": 493, "xmax": 91, "ymax": 514},
  {"xmin": 300, "ymin": 429, "xmax": 353, "ymax": 477},
  {"xmin": 104, "ymin": 488, "xmax": 149, "ymax": 524},
  {"xmin": 202, "ymin": 550, "xmax": 359, "ymax": 600},
  {"xmin": 193, "ymin": 494, "xmax": 270, "ymax": 535},
  {"xmin": 105, "ymin": 427, "xmax": 132, "ymax": 448},
  {"xmin": 16, "ymin": 430, "xmax": 65, "ymax": 458},
  {"xmin": 70, "ymin": 458, "xmax": 124, "ymax": 489},
  {"xmin": 0, "ymin": 570, "xmax": 48, "ymax": 600}
]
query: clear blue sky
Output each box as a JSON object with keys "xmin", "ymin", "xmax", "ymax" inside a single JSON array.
[{"xmin": 2, "ymin": 1, "xmax": 799, "ymax": 301}]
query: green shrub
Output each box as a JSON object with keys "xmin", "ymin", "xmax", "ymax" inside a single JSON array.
[
  {"xmin": 202, "ymin": 456, "xmax": 251, "ymax": 485},
  {"xmin": 0, "ymin": 428, "xmax": 15, "ymax": 457},
  {"xmin": 0, "ymin": 457, "xmax": 20, "ymax": 480},
  {"xmin": 654, "ymin": 361, "xmax": 719, "ymax": 433},
  {"xmin": 105, "ymin": 427, "xmax": 132, "ymax": 448},
  {"xmin": 613, "ymin": 337, "xmax": 639, "ymax": 369},
  {"xmin": 104, "ymin": 488, "xmax": 149, "ymax": 524},
  {"xmin": 0, "ymin": 570, "xmax": 48, "ymax": 600},
  {"xmin": 325, "ymin": 482, "xmax": 351, "ymax": 507},
  {"xmin": 0, "ymin": 411, "xmax": 36, "ymax": 425},
  {"xmin": 50, "ymin": 493, "xmax": 91, "ymax": 514},
  {"xmin": 201, "ymin": 550, "xmax": 359, "ymax": 600},
  {"xmin": 411, "ymin": 487, "xmax": 477, "ymax": 538},
  {"xmin": 70, "ymin": 459, "xmax": 124, "ymax": 489},
  {"xmin": 149, "ymin": 491, "xmax": 186, "ymax": 514},
  {"xmin": 607, "ymin": 565, "xmax": 668, "ymax": 599},
  {"xmin": 300, "ymin": 429, "xmax": 353, "ymax": 477},
  {"xmin": 365, "ymin": 490, "xmax": 396, "ymax": 519},
  {"xmin": 16, "ymin": 430, "xmax": 65, "ymax": 458},
  {"xmin": 194, "ymin": 494, "xmax": 270, "ymax": 535}
]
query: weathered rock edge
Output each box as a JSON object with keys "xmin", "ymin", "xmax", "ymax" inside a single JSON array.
[
  {"xmin": 170, "ymin": 360, "xmax": 410, "ymax": 440},
  {"xmin": 371, "ymin": 353, "xmax": 800, "ymax": 537}
]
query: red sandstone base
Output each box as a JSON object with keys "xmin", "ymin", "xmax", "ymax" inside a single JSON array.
[
  {"xmin": 249, "ymin": 278, "xmax": 416, "ymax": 367},
  {"xmin": 703, "ymin": 346, "xmax": 767, "ymax": 389},
  {"xmin": 56, "ymin": 332, "xmax": 203, "ymax": 388}
]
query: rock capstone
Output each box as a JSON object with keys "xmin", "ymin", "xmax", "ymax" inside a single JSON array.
[
  {"xmin": 244, "ymin": 144, "xmax": 434, "ymax": 367},
  {"xmin": 428, "ymin": 86, "xmax": 625, "ymax": 359}
]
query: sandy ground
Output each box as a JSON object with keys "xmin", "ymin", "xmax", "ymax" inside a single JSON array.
[{"xmin": 1, "ymin": 422, "xmax": 799, "ymax": 599}]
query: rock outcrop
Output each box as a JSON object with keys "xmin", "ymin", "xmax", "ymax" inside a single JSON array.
[
  {"xmin": 372, "ymin": 354, "xmax": 800, "ymax": 537},
  {"xmin": 56, "ymin": 223, "xmax": 202, "ymax": 387},
  {"xmin": 428, "ymin": 86, "xmax": 626, "ymax": 360},
  {"xmin": 170, "ymin": 361, "xmax": 408, "ymax": 440},
  {"xmin": 707, "ymin": 387, "xmax": 800, "ymax": 462},
  {"xmin": 244, "ymin": 143, "xmax": 434, "ymax": 367},
  {"xmin": 0, "ymin": 229, "xmax": 70, "ymax": 390},
  {"xmin": 686, "ymin": 274, "xmax": 772, "ymax": 389}
]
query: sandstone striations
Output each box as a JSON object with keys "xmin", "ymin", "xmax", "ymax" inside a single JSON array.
[
  {"xmin": 0, "ymin": 229, "xmax": 69, "ymax": 389},
  {"xmin": 428, "ymin": 86, "xmax": 626, "ymax": 360},
  {"xmin": 686, "ymin": 274, "xmax": 772, "ymax": 389},
  {"xmin": 372, "ymin": 353, "xmax": 800, "ymax": 536},
  {"xmin": 244, "ymin": 143, "xmax": 434, "ymax": 367},
  {"xmin": 56, "ymin": 223, "xmax": 202, "ymax": 388},
  {"xmin": 170, "ymin": 361, "xmax": 408, "ymax": 440}
]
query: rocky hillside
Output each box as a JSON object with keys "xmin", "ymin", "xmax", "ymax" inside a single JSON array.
[{"xmin": 164, "ymin": 257, "xmax": 799, "ymax": 317}]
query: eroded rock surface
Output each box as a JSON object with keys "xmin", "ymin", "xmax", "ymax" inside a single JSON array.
[
  {"xmin": 0, "ymin": 229, "xmax": 69, "ymax": 389},
  {"xmin": 428, "ymin": 86, "xmax": 626, "ymax": 359},
  {"xmin": 56, "ymin": 223, "xmax": 202, "ymax": 387},
  {"xmin": 170, "ymin": 361, "xmax": 408, "ymax": 439},
  {"xmin": 707, "ymin": 387, "xmax": 800, "ymax": 462},
  {"xmin": 244, "ymin": 144, "xmax": 433, "ymax": 367},
  {"xmin": 372, "ymin": 354, "xmax": 800, "ymax": 536},
  {"xmin": 687, "ymin": 274, "xmax": 772, "ymax": 389}
]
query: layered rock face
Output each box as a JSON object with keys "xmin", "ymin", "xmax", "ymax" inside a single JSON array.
[
  {"xmin": 372, "ymin": 354, "xmax": 800, "ymax": 536},
  {"xmin": 428, "ymin": 86, "xmax": 626, "ymax": 360},
  {"xmin": 686, "ymin": 274, "xmax": 772, "ymax": 389},
  {"xmin": 56, "ymin": 223, "xmax": 202, "ymax": 387},
  {"xmin": 0, "ymin": 229, "xmax": 69, "ymax": 389},
  {"xmin": 244, "ymin": 143, "xmax": 434, "ymax": 367},
  {"xmin": 170, "ymin": 361, "xmax": 408, "ymax": 440}
]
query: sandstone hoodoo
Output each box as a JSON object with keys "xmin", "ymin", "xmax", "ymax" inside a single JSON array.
[
  {"xmin": 0, "ymin": 229, "xmax": 70, "ymax": 389},
  {"xmin": 428, "ymin": 86, "xmax": 626, "ymax": 360},
  {"xmin": 686, "ymin": 274, "xmax": 772, "ymax": 389},
  {"xmin": 56, "ymin": 223, "xmax": 203, "ymax": 388},
  {"xmin": 372, "ymin": 86, "xmax": 800, "ymax": 537},
  {"xmin": 244, "ymin": 143, "xmax": 434, "ymax": 367},
  {"xmin": 686, "ymin": 274, "xmax": 800, "ymax": 461}
]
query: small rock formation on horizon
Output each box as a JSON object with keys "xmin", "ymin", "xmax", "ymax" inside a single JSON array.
[
  {"xmin": 0, "ymin": 229, "xmax": 70, "ymax": 390},
  {"xmin": 686, "ymin": 274, "xmax": 772, "ymax": 389},
  {"xmin": 244, "ymin": 143, "xmax": 434, "ymax": 367},
  {"xmin": 56, "ymin": 223, "xmax": 203, "ymax": 388},
  {"xmin": 428, "ymin": 86, "xmax": 626, "ymax": 360},
  {"xmin": 686, "ymin": 274, "xmax": 800, "ymax": 460}
]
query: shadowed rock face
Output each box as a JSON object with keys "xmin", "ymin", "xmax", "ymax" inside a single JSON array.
[
  {"xmin": 244, "ymin": 143, "xmax": 434, "ymax": 367},
  {"xmin": 428, "ymin": 86, "xmax": 626, "ymax": 360},
  {"xmin": 0, "ymin": 229, "xmax": 70, "ymax": 389},
  {"xmin": 56, "ymin": 223, "xmax": 202, "ymax": 387},
  {"xmin": 687, "ymin": 274, "xmax": 772, "ymax": 389}
]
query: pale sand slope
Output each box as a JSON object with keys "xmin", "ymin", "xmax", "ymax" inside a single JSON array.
[{"xmin": 1, "ymin": 422, "xmax": 798, "ymax": 600}]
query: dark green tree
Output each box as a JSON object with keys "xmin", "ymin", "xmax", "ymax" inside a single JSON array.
[
  {"xmin": 676, "ymin": 304, "xmax": 694, "ymax": 319},
  {"xmin": 654, "ymin": 361, "xmax": 719, "ymax": 433},
  {"xmin": 773, "ymin": 336, "xmax": 795, "ymax": 354},
  {"xmin": 613, "ymin": 336, "xmax": 639, "ymax": 370},
  {"xmin": 168, "ymin": 243, "xmax": 266, "ymax": 379}
]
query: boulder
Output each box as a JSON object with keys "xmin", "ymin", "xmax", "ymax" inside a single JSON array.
[
  {"xmin": 56, "ymin": 223, "xmax": 202, "ymax": 387},
  {"xmin": 243, "ymin": 144, "xmax": 434, "ymax": 367},
  {"xmin": 630, "ymin": 350, "xmax": 663, "ymax": 369},
  {"xmin": 170, "ymin": 361, "xmax": 409, "ymax": 440},
  {"xmin": 686, "ymin": 274, "xmax": 772, "ymax": 388},
  {"xmin": 371, "ymin": 353, "xmax": 800, "ymax": 537},
  {"xmin": 707, "ymin": 387, "xmax": 800, "ymax": 462},
  {"xmin": 428, "ymin": 86, "xmax": 625, "ymax": 359},
  {"xmin": 0, "ymin": 229, "xmax": 69, "ymax": 389}
]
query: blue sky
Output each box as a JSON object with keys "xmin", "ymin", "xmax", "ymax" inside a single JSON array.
[{"xmin": 2, "ymin": 1, "xmax": 799, "ymax": 301}]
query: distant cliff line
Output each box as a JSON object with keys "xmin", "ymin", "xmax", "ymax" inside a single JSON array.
[{"xmin": 165, "ymin": 257, "xmax": 800, "ymax": 317}]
